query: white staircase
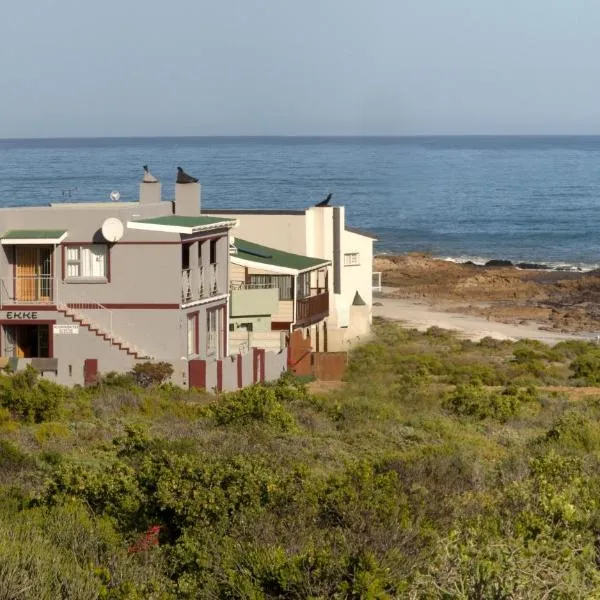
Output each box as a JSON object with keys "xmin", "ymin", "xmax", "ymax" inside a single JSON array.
[{"xmin": 57, "ymin": 302, "xmax": 152, "ymax": 360}]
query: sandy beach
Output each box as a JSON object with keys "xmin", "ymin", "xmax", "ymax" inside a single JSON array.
[{"xmin": 374, "ymin": 254, "xmax": 600, "ymax": 344}]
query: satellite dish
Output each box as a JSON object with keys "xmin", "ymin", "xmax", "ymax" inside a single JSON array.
[
  {"xmin": 101, "ymin": 217, "xmax": 124, "ymax": 242},
  {"xmin": 109, "ymin": 190, "xmax": 121, "ymax": 202}
]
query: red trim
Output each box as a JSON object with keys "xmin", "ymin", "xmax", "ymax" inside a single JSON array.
[
  {"xmin": 70, "ymin": 303, "xmax": 180, "ymax": 309},
  {"xmin": 0, "ymin": 320, "xmax": 55, "ymax": 358},
  {"xmin": 271, "ymin": 322, "xmax": 291, "ymax": 331},
  {"xmin": 216, "ymin": 360, "xmax": 223, "ymax": 391},
  {"xmin": 188, "ymin": 359, "xmax": 207, "ymax": 389},
  {"xmin": 237, "ymin": 354, "xmax": 242, "ymax": 388},
  {"xmin": 1, "ymin": 303, "xmax": 181, "ymax": 311},
  {"xmin": 259, "ymin": 349, "xmax": 265, "ymax": 383},
  {"xmin": 252, "ymin": 348, "xmax": 258, "ymax": 384},
  {"xmin": 182, "ymin": 234, "xmax": 227, "ymax": 244},
  {"xmin": 84, "ymin": 358, "xmax": 98, "ymax": 386},
  {"xmin": 2, "ymin": 305, "xmax": 57, "ymax": 311},
  {"xmin": 64, "ymin": 237, "xmax": 227, "ymax": 246}
]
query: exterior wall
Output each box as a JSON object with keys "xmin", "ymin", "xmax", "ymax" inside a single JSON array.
[
  {"xmin": 241, "ymin": 352, "xmax": 254, "ymax": 387},
  {"xmin": 230, "ymin": 288, "xmax": 278, "ymax": 317},
  {"xmin": 229, "ymin": 330, "xmax": 283, "ymax": 354},
  {"xmin": 272, "ymin": 300, "xmax": 293, "ymax": 323},
  {"xmin": 339, "ymin": 229, "xmax": 374, "ymax": 325},
  {"xmin": 230, "ymin": 316, "xmax": 272, "ymax": 333},
  {"xmin": 230, "ymin": 262, "xmax": 246, "ymax": 283},
  {"xmin": 211, "ymin": 212, "xmax": 307, "ymax": 255},
  {"xmin": 182, "ymin": 298, "xmax": 228, "ymax": 361},
  {"xmin": 221, "ymin": 355, "xmax": 239, "ymax": 392},
  {"xmin": 264, "ymin": 350, "xmax": 287, "ymax": 382},
  {"xmin": 208, "ymin": 208, "xmax": 374, "ymax": 334},
  {"xmin": 0, "ymin": 308, "xmax": 138, "ymax": 386},
  {"xmin": 0, "ymin": 197, "xmax": 234, "ymax": 382},
  {"xmin": 197, "ymin": 349, "xmax": 288, "ymax": 393}
]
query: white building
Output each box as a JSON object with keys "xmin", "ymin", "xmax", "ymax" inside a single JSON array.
[{"xmin": 204, "ymin": 205, "xmax": 376, "ymax": 351}]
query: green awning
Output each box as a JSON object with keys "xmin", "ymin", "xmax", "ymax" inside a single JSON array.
[
  {"xmin": 0, "ymin": 230, "xmax": 69, "ymax": 245},
  {"xmin": 232, "ymin": 238, "xmax": 330, "ymax": 275}
]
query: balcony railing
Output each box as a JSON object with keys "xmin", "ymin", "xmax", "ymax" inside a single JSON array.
[
  {"xmin": 230, "ymin": 280, "xmax": 279, "ymax": 291},
  {"xmin": 296, "ymin": 291, "xmax": 329, "ymax": 326},
  {"xmin": 1, "ymin": 276, "xmax": 55, "ymax": 306},
  {"xmin": 182, "ymin": 264, "xmax": 220, "ymax": 304}
]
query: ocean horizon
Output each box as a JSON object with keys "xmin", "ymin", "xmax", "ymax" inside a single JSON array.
[{"xmin": 1, "ymin": 135, "xmax": 600, "ymax": 269}]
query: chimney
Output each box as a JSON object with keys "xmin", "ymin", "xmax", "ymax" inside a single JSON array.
[
  {"xmin": 175, "ymin": 182, "xmax": 201, "ymax": 216},
  {"xmin": 139, "ymin": 181, "xmax": 162, "ymax": 205},
  {"xmin": 139, "ymin": 166, "xmax": 161, "ymax": 205}
]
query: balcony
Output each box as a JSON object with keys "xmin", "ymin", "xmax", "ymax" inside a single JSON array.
[
  {"xmin": 1, "ymin": 276, "xmax": 55, "ymax": 306},
  {"xmin": 181, "ymin": 264, "xmax": 220, "ymax": 304},
  {"xmin": 230, "ymin": 282, "xmax": 279, "ymax": 317},
  {"xmin": 296, "ymin": 291, "xmax": 329, "ymax": 327}
]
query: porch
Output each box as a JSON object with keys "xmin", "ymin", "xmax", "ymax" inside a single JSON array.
[
  {"xmin": 0, "ymin": 275, "xmax": 55, "ymax": 305},
  {"xmin": 181, "ymin": 264, "xmax": 220, "ymax": 304},
  {"xmin": 295, "ymin": 290, "xmax": 329, "ymax": 327}
]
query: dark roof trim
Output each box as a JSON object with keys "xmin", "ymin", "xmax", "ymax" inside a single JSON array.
[
  {"xmin": 346, "ymin": 225, "xmax": 378, "ymax": 240},
  {"xmin": 202, "ymin": 209, "xmax": 305, "ymax": 216}
]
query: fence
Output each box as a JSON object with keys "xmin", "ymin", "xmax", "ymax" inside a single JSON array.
[{"xmin": 188, "ymin": 347, "xmax": 288, "ymax": 392}]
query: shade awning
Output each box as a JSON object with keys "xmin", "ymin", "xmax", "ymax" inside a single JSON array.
[
  {"xmin": 127, "ymin": 215, "xmax": 237, "ymax": 234},
  {"xmin": 231, "ymin": 238, "xmax": 331, "ymax": 275},
  {"xmin": 0, "ymin": 230, "xmax": 69, "ymax": 245}
]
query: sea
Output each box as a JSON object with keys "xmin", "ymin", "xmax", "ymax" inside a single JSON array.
[{"xmin": 1, "ymin": 135, "xmax": 600, "ymax": 271}]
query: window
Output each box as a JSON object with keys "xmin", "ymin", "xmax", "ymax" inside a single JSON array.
[
  {"xmin": 210, "ymin": 239, "xmax": 218, "ymax": 264},
  {"xmin": 249, "ymin": 275, "xmax": 293, "ymax": 300},
  {"xmin": 187, "ymin": 313, "xmax": 198, "ymax": 355},
  {"xmin": 182, "ymin": 244, "xmax": 190, "ymax": 270},
  {"xmin": 344, "ymin": 252, "xmax": 360, "ymax": 266},
  {"xmin": 207, "ymin": 307, "xmax": 224, "ymax": 358},
  {"xmin": 66, "ymin": 245, "xmax": 108, "ymax": 279},
  {"xmin": 297, "ymin": 272, "xmax": 310, "ymax": 299}
]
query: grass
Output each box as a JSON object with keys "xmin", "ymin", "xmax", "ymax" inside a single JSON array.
[{"xmin": 3, "ymin": 320, "xmax": 600, "ymax": 596}]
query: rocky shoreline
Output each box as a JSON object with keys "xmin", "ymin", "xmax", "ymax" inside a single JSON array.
[{"xmin": 374, "ymin": 253, "xmax": 600, "ymax": 335}]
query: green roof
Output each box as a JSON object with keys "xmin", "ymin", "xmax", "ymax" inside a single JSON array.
[
  {"xmin": 233, "ymin": 238, "xmax": 330, "ymax": 273},
  {"xmin": 132, "ymin": 216, "xmax": 235, "ymax": 227},
  {"xmin": 1, "ymin": 230, "xmax": 68, "ymax": 243}
]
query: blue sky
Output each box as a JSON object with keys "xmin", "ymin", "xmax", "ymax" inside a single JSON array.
[{"xmin": 1, "ymin": 0, "xmax": 599, "ymax": 137}]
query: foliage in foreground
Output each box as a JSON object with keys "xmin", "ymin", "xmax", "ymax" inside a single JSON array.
[{"xmin": 4, "ymin": 323, "xmax": 600, "ymax": 596}]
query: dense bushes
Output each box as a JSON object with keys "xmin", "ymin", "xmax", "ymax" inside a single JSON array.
[
  {"xmin": 5, "ymin": 323, "xmax": 600, "ymax": 596},
  {"xmin": 443, "ymin": 383, "xmax": 538, "ymax": 421},
  {"xmin": 0, "ymin": 365, "xmax": 65, "ymax": 422}
]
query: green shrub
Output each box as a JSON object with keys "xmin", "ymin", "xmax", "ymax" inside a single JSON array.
[
  {"xmin": 570, "ymin": 348, "xmax": 600, "ymax": 385},
  {"xmin": 99, "ymin": 371, "xmax": 136, "ymax": 388},
  {"xmin": 443, "ymin": 383, "xmax": 537, "ymax": 421},
  {"xmin": 0, "ymin": 365, "xmax": 65, "ymax": 422},
  {"xmin": 131, "ymin": 362, "xmax": 174, "ymax": 387},
  {"xmin": 208, "ymin": 384, "xmax": 297, "ymax": 432}
]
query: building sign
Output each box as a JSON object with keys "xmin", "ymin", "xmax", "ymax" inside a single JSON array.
[
  {"xmin": 53, "ymin": 324, "xmax": 79, "ymax": 335},
  {"xmin": 5, "ymin": 311, "xmax": 39, "ymax": 320}
]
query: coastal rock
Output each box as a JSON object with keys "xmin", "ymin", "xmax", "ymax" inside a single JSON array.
[
  {"xmin": 485, "ymin": 259, "xmax": 514, "ymax": 268},
  {"xmin": 516, "ymin": 262, "xmax": 549, "ymax": 270}
]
